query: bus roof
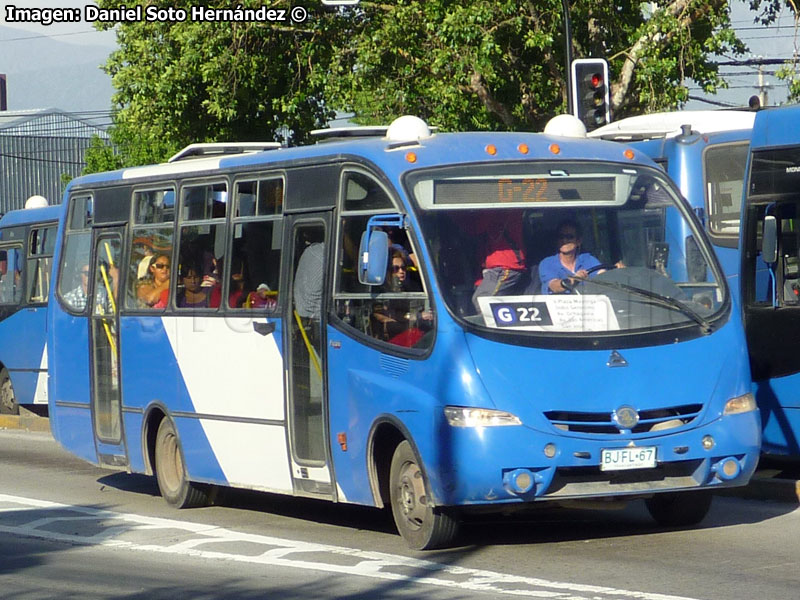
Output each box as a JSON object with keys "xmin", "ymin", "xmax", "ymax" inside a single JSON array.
[
  {"xmin": 0, "ymin": 204, "xmax": 61, "ymax": 228},
  {"xmin": 67, "ymin": 128, "xmax": 658, "ymax": 192},
  {"xmin": 750, "ymin": 104, "xmax": 800, "ymax": 150},
  {"xmin": 589, "ymin": 110, "xmax": 756, "ymax": 141}
]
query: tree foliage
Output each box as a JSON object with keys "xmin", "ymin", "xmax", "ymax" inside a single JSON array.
[
  {"xmin": 87, "ymin": 0, "xmax": 783, "ymax": 171},
  {"xmin": 328, "ymin": 0, "xmax": 747, "ymax": 131},
  {"xmin": 86, "ymin": 0, "xmax": 343, "ymax": 170}
]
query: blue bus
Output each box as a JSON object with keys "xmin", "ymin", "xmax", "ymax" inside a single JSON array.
[
  {"xmin": 738, "ymin": 104, "xmax": 800, "ymax": 456},
  {"xmin": 591, "ymin": 110, "xmax": 755, "ymax": 286},
  {"xmin": 46, "ymin": 115, "xmax": 760, "ymax": 549},
  {"xmin": 0, "ymin": 201, "xmax": 60, "ymax": 415},
  {"xmin": 593, "ymin": 107, "xmax": 800, "ymax": 459}
]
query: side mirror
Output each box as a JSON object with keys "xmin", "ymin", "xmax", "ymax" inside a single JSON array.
[
  {"xmin": 762, "ymin": 215, "xmax": 778, "ymax": 265},
  {"xmin": 358, "ymin": 229, "xmax": 389, "ymax": 285}
]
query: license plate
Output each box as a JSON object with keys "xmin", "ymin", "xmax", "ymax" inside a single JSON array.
[{"xmin": 600, "ymin": 446, "xmax": 657, "ymax": 471}]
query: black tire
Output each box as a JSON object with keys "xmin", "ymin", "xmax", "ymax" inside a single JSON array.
[
  {"xmin": 645, "ymin": 491, "xmax": 712, "ymax": 527},
  {"xmin": 389, "ymin": 440, "xmax": 459, "ymax": 550},
  {"xmin": 0, "ymin": 368, "xmax": 19, "ymax": 415},
  {"xmin": 154, "ymin": 418, "xmax": 210, "ymax": 509}
]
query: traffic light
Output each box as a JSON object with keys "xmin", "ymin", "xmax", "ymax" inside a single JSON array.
[{"xmin": 571, "ymin": 58, "xmax": 610, "ymax": 131}]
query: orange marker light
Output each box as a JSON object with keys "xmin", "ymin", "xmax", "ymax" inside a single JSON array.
[
  {"xmin": 624, "ymin": 148, "xmax": 635, "ymax": 160},
  {"xmin": 518, "ymin": 143, "xmax": 529, "ymax": 155},
  {"xmin": 485, "ymin": 144, "xmax": 498, "ymax": 156},
  {"xmin": 549, "ymin": 143, "xmax": 561, "ymax": 155},
  {"xmin": 405, "ymin": 152, "xmax": 417, "ymax": 163}
]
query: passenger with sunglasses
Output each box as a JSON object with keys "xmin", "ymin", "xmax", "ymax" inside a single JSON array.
[
  {"xmin": 372, "ymin": 251, "xmax": 431, "ymax": 346},
  {"xmin": 384, "ymin": 251, "xmax": 420, "ymax": 293},
  {"xmin": 137, "ymin": 253, "xmax": 171, "ymax": 308},
  {"xmin": 539, "ymin": 219, "xmax": 603, "ymax": 294}
]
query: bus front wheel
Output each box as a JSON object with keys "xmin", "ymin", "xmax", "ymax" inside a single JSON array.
[
  {"xmin": 645, "ymin": 490, "xmax": 712, "ymax": 527},
  {"xmin": 154, "ymin": 418, "xmax": 210, "ymax": 509},
  {"xmin": 0, "ymin": 368, "xmax": 18, "ymax": 415},
  {"xmin": 389, "ymin": 440, "xmax": 459, "ymax": 550}
]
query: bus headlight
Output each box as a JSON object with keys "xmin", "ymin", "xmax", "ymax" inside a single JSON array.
[
  {"xmin": 723, "ymin": 393, "xmax": 757, "ymax": 415},
  {"xmin": 444, "ymin": 406, "xmax": 522, "ymax": 427}
]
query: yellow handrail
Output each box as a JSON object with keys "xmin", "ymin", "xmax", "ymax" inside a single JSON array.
[{"xmin": 293, "ymin": 310, "xmax": 322, "ymax": 379}]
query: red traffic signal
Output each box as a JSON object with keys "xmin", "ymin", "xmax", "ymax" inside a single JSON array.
[{"xmin": 570, "ymin": 58, "xmax": 611, "ymax": 131}]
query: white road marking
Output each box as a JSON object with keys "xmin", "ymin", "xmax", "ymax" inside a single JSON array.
[{"xmin": 0, "ymin": 493, "xmax": 702, "ymax": 600}]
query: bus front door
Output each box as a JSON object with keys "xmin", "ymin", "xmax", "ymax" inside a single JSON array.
[
  {"xmin": 88, "ymin": 230, "xmax": 127, "ymax": 468},
  {"xmin": 285, "ymin": 217, "xmax": 334, "ymax": 498}
]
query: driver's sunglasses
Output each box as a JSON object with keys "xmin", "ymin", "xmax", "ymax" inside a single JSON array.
[{"xmin": 153, "ymin": 263, "xmax": 170, "ymax": 270}]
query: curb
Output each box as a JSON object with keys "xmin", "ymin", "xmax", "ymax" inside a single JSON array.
[
  {"xmin": 738, "ymin": 476, "xmax": 800, "ymax": 503},
  {"xmin": 0, "ymin": 413, "xmax": 51, "ymax": 434}
]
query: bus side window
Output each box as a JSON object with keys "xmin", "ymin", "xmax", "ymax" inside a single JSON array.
[
  {"xmin": 127, "ymin": 228, "xmax": 173, "ymax": 310},
  {"xmin": 233, "ymin": 178, "xmax": 283, "ymax": 311},
  {"xmin": 57, "ymin": 233, "xmax": 92, "ymax": 312},
  {"xmin": 335, "ymin": 215, "xmax": 431, "ymax": 349},
  {"xmin": 26, "ymin": 225, "xmax": 56, "ymax": 304},
  {"xmin": 0, "ymin": 247, "xmax": 22, "ymax": 305},
  {"xmin": 128, "ymin": 187, "xmax": 177, "ymax": 310}
]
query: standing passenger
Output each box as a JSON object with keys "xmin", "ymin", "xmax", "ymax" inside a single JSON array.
[{"xmin": 458, "ymin": 210, "xmax": 527, "ymax": 311}]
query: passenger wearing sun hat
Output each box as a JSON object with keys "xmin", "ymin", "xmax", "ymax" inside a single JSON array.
[{"xmin": 246, "ymin": 283, "xmax": 277, "ymax": 309}]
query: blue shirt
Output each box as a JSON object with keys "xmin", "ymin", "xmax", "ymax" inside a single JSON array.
[{"xmin": 538, "ymin": 252, "xmax": 601, "ymax": 294}]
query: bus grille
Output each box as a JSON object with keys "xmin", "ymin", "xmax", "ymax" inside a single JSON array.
[{"xmin": 543, "ymin": 404, "xmax": 703, "ymax": 434}]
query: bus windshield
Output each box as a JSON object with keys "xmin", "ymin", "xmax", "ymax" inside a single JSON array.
[{"xmin": 408, "ymin": 161, "xmax": 726, "ymax": 339}]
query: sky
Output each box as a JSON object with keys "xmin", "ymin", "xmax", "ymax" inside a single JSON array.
[
  {"xmin": 0, "ymin": 1, "xmax": 798, "ymax": 113},
  {"xmin": 0, "ymin": 0, "xmax": 116, "ymax": 42}
]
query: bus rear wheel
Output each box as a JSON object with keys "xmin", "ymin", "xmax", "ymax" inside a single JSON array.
[
  {"xmin": 0, "ymin": 368, "xmax": 18, "ymax": 415},
  {"xmin": 154, "ymin": 418, "xmax": 210, "ymax": 509},
  {"xmin": 645, "ymin": 490, "xmax": 712, "ymax": 527},
  {"xmin": 389, "ymin": 440, "xmax": 459, "ymax": 550}
]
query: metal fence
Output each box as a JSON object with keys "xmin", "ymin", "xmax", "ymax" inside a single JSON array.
[{"xmin": 0, "ymin": 110, "xmax": 110, "ymax": 213}]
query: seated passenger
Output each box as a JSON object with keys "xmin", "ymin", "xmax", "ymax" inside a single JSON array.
[
  {"xmin": 63, "ymin": 260, "xmax": 118, "ymax": 312},
  {"xmin": 539, "ymin": 220, "xmax": 602, "ymax": 294},
  {"xmin": 455, "ymin": 210, "xmax": 526, "ymax": 310},
  {"xmin": 385, "ymin": 250, "xmax": 420, "ymax": 292},
  {"xmin": 176, "ymin": 264, "xmax": 210, "ymax": 308},
  {"xmin": 245, "ymin": 283, "xmax": 278, "ymax": 310},
  {"xmin": 209, "ymin": 256, "xmax": 248, "ymax": 308},
  {"xmin": 372, "ymin": 252, "xmax": 431, "ymax": 346},
  {"xmin": 137, "ymin": 253, "xmax": 171, "ymax": 308}
]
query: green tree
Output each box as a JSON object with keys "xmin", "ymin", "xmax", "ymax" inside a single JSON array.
[
  {"xmin": 327, "ymin": 0, "xmax": 747, "ymax": 131},
  {"xmin": 88, "ymin": 0, "xmax": 773, "ymax": 171},
  {"xmin": 85, "ymin": 0, "xmax": 343, "ymax": 170}
]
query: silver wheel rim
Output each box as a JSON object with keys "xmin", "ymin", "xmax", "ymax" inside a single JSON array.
[{"xmin": 397, "ymin": 459, "xmax": 427, "ymax": 531}]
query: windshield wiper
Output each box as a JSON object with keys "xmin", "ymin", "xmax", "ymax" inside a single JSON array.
[{"xmin": 569, "ymin": 276, "xmax": 713, "ymax": 335}]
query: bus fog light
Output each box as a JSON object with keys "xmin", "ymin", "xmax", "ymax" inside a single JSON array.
[
  {"xmin": 724, "ymin": 393, "xmax": 757, "ymax": 415},
  {"xmin": 543, "ymin": 443, "xmax": 557, "ymax": 458},
  {"xmin": 714, "ymin": 457, "xmax": 742, "ymax": 481},
  {"xmin": 702, "ymin": 435, "xmax": 715, "ymax": 450},
  {"xmin": 504, "ymin": 468, "xmax": 535, "ymax": 494}
]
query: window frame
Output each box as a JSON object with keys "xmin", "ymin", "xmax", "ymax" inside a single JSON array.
[
  {"xmin": 25, "ymin": 223, "xmax": 57, "ymax": 305},
  {"xmin": 227, "ymin": 172, "xmax": 286, "ymax": 312},
  {"xmin": 331, "ymin": 166, "xmax": 435, "ymax": 355}
]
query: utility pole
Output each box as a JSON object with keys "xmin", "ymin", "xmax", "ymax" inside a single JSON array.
[
  {"xmin": 562, "ymin": 0, "xmax": 574, "ymax": 115},
  {"xmin": 755, "ymin": 63, "xmax": 772, "ymax": 107}
]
